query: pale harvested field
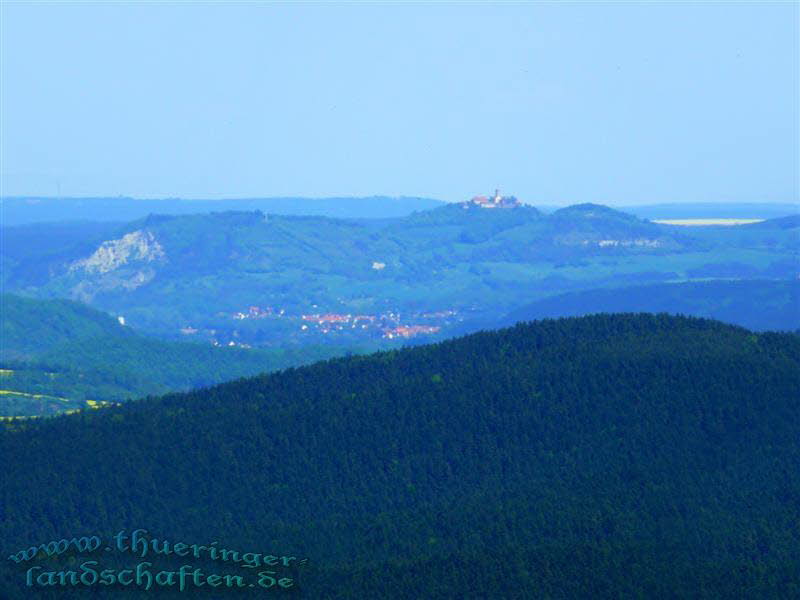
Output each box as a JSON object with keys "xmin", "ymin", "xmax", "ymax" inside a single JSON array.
[{"xmin": 653, "ymin": 218, "xmax": 765, "ymax": 226}]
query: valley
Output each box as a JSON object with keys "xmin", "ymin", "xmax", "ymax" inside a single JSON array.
[
  {"xmin": 0, "ymin": 294, "xmax": 349, "ymax": 418},
  {"xmin": 2, "ymin": 200, "xmax": 797, "ymax": 418},
  {"xmin": 3, "ymin": 201, "xmax": 796, "ymax": 350}
]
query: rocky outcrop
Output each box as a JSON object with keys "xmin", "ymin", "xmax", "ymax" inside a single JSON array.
[{"xmin": 70, "ymin": 230, "xmax": 165, "ymax": 274}]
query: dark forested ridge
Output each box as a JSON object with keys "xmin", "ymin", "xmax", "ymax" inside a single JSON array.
[
  {"xmin": 501, "ymin": 279, "xmax": 800, "ymax": 332},
  {"xmin": 2, "ymin": 314, "xmax": 799, "ymax": 598}
]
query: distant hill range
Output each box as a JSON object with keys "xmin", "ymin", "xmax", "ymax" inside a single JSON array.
[
  {"xmin": 534, "ymin": 202, "xmax": 799, "ymax": 219},
  {"xmin": 500, "ymin": 279, "xmax": 800, "ymax": 333},
  {"xmin": 613, "ymin": 202, "xmax": 799, "ymax": 220},
  {"xmin": 3, "ymin": 196, "xmax": 797, "ymax": 225},
  {"xmin": 0, "ymin": 195, "xmax": 446, "ymax": 224},
  {"xmin": 2, "ymin": 202, "xmax": 796, "ymax": 346},
  {"xmin": 2, "ymin": 314, "xmax": 799, "ymax": 598}
]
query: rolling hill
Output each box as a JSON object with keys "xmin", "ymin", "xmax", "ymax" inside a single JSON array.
[
  {"xmin": 2, "ymin": 202, "xmax": 796, "ymax": 346},
  {"xmin": 501, "ymin": 279, "xmax": 800, "ymax": 332},
  {"xmin": 0, "ymin": 195, "xmax": 446, "ymax": 225},
  {"xmin": 0, "ymin": 294, "xmax": 350, "ymax": 416},
  {"xmin": 1, "ymin": 314, "xmax": 798, "ymax": 598}
]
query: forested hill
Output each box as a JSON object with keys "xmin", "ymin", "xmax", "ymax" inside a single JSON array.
[
  {"xmin": 2, "ymin": 314, "xmax": 800, "ymax": 598},
  {"xmin": 0, "ymin": 195, "xmax": 446, "ymax": 224},
  {"xmin": 0, "ymin": 294, "xmax": 345, "ymax": 415},
  {"xmin": 5, "ymin": 201, "xmax": 797, "ymax": 346},
  {"xmin": 501, "ymin": 279, "xmax": 800, "ymax": 332},
  {"xmin": 1, "ymin": 294, "xmax": 135, "ymax": 360}
]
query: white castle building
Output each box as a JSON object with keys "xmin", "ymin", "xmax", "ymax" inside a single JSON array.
[{"xmin": 466, "ymin": 189, "xmax": 521, "ymax": 209}]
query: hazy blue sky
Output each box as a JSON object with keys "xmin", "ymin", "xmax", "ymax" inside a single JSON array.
[{"xmin": 1, "ymin": 2, "xmax": 797, "ymax": 205}]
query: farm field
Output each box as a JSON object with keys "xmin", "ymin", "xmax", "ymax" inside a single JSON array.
[{"xmin": 0, "ymin": 386, "xmax": 113, "ymax": 420}]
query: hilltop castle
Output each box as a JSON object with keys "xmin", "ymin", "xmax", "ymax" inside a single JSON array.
[{"xmin": 466, "ymin": 189, "xmax": 521, "ymax": 209}]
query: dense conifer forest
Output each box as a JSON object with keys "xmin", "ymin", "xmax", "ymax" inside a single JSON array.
[{"xmin": 2, "ymin": 314, "xmax": 799, "ymax": 598}]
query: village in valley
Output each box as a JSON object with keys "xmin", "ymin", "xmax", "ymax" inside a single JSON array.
[
  {"xmin": 179, "ymin": 303, "xmax": 460, "ymax": 348},
  {"xmin": 171, "ymin": 191, "xmax": 518, "ymax": 347},
  {"xmin": 173, "ymin": 191, "xmax": 523, "ymax": 348}
]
